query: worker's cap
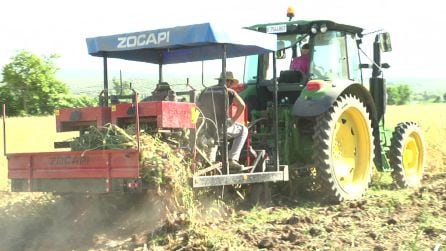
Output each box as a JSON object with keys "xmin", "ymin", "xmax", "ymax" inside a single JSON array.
[
  {"xmin": 216, "ymin": 71, "xmax": 238, "ymax": 82},
  {"xmin": 153, "ymin": 82, "xmax": 171, "ymax": 92}
]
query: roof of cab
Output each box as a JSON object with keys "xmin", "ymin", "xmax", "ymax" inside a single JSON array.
[{"xmin": 246, "ymin": 20, "xmax": 363, "ymax": 35}]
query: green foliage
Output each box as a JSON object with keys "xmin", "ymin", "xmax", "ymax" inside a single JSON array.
[
  {"xmin": 387, "ymin": 84, "xmax": 412, "ymax": 105},
  {"xmin": 111, "ymin": 77, "xmax": 132, "ymax": 95},
  {"xmin": 443, "ymin": 92, "xmax": 446, "ymax": 102},
  {"xmin": 1, "ymin": 51, "xmax": 67, "ymax": 115},
  {"xmin": 57, "ymin": 94, "xmax": 97, "ymax": 109},
  {"xmin": 0, "ymin": 50, "xmax": 96, "ymax": 116},
  {"xmin": 412, "ymin": 91, "xmax": 444, "ymax": 103}
]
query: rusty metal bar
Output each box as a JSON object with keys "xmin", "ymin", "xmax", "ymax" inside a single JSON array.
[
  {"xmin": 103, "ymin": 56, "xmax": 109, "ymax": 107},
  {"xmin": 27, "ymin": 155, "xmax": 33, "ymax": 192},
  {"xmin": 107, "ymin": 152, "xmax": 112, "ymax": 192}
]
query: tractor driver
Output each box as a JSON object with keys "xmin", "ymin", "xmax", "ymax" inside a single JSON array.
[
  {"xmin": 217, "ymin": 71, "xmax": 248, "ymax": 171},
  {"xmin": 290, "ymin": 43, "xmax": 310, "ymax": 74}
]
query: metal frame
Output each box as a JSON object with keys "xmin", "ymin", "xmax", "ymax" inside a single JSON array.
[
  {"xmin": 6, "ymin": 23, "xmax": 282, "ymax": 193},
  {"xmin": 193, "ymin": 168, "xmax": 288, "ymax": 188},
  {"xmin": 193, "ymin": 150, "xmax": 289, "ymax": 188}
]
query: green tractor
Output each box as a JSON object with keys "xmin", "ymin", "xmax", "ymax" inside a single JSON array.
[{"xmin": 239, "ymin": 19, "xmax": 425, "ymax": 202}]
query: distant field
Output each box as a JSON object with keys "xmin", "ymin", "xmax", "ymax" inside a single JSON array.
[
  {"xmin": 1, "ymin": 103, "xmax": 444, "ymax": 191},
  {"xmin": 0, "ymin": 116, "xmax": 77, "ymax": 191},
  {"xmin": 386, "ymin": 103, "xmax": 446, "ymax": 173}
]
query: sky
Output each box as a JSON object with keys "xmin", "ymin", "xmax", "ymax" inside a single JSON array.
[{"xmin": 1, "ymin": 0, "xmax": 445, "ymax": 91}]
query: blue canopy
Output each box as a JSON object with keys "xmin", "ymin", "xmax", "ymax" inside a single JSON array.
[{"xmin": 86, "ymin": 22, "xmax": 276, "ymax": 64}]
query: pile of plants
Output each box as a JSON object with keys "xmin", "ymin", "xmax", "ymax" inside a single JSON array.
[
  {"xmin": 70, "ymin": 123, "xmax": 195, "ymax": 211},
  {"xmin": 68, "ymin": 123, "xmax": 247, "ymax": 249}
]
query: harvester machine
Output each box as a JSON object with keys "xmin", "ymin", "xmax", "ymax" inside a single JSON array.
[
  {"xmin": 6, "ymin": 22, "xmax": 289, "ymax": 194},
  {"xmin": 6, "ymin": 12, "xmax": 426, "ymax": 203}
]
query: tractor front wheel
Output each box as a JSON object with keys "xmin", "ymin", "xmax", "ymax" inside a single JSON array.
[
  {"xmin": 313, "ymin": 94, "xmax": 374, "ymax": 202},
  {"xmin": 390, "ymin": 122, "xmax": 425, "ymax": 188}
]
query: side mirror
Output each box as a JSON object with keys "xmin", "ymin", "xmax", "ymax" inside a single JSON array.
[
  {"xmin": 276, "ymin": 49, "xmax": 286, "ymax": 59},
  {"xmin": 378, "ymin": 32, "xmax": 392, "ymax": 52}
]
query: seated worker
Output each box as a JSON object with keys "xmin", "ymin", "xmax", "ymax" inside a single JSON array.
[
  {"xmin": 216, "ymin": 71, "xmax": 248, "ymax": 171},
  {"xmin": 142, "ymin": 82, "xmax": 174, "ymax": 101},
  {"xmin": 289, "ymin": 43, "xmax": 310, "ymax": 74}
]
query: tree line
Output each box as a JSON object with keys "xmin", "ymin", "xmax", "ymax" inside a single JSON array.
[
  {"xmin": 1, "ymin": 51, "xmax": 445, "ymax": 117},
  {"xmin": 387, "ymin": 83, "xmax": 446, "ymax": 105},
  {"xmin": 0, "ymin": 51, "xmax": 96, "ymax": 116}
]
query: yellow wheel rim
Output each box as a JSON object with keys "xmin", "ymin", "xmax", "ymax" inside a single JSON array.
[
  {"xmin": 332, "ymin": 106, "xmax": 371, "ymax": 192},
  {"xmin": 403, "ymin": 132, "xmax": 424, "ymax": 185}
]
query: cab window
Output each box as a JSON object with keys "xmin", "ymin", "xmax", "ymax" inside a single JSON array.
[
  {"xmin": 244, "ymin": 55, "xmax": 259, "ymax": 84},
  {"xmin": 311, "ymin": 31, "xmax": 348, "ymax": 80},
  {"xmin": 346, "ymin": 33, "xmax": 362, "ymax": 83}
]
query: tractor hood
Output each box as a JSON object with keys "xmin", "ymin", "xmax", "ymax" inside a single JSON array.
[{"xmin": 86, "ymin": 22, "xmax": 276, "ymax": 64}]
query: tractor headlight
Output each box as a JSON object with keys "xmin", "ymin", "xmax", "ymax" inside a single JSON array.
[
  {"xmin": 311, "ymin": 24, "xmax": 318, "ymax": 34},
  {"xmin": 320, "ymin": 23, "xmax": 328, "ymax": 33}
]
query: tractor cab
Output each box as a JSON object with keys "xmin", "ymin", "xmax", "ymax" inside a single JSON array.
[{"xmin": 242, "ymin": 20, "xmax": 366, "ymax": 111}]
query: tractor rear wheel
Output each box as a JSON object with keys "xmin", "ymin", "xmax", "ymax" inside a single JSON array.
[
  {"xmin": 313, "ymin": 94, "xmax": 374, "ymax": 202},
  {"xmin": 390, "ymin": 122, "xmax": 425, "ymax": 188}
]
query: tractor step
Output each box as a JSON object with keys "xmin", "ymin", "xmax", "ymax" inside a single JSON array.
[{"xmin": 192, "ymin": 165, "xmax": 288, "ymax": 188}]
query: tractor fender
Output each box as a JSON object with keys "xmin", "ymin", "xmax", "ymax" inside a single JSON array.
[{"xmin": 292, "ymin": 81, "xmax": 376, "ymax": 119}]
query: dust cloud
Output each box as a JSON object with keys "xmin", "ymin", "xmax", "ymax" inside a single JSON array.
[{"xmin": 0, "ymin": 192, "xmax": 166, "ymax": 250}]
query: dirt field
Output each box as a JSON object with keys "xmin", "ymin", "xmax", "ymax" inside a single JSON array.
[
  {"xmin": 0, "ymin": 173, "xmax": 445, "ymax": 250},
  {"xmin": 0, "ymin": 104, "xmax": 445, "ymax": 250}
]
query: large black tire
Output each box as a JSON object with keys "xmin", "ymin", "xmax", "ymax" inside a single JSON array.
[
  {"xmin": 313, "ymin": 94, "xmax": 374, "ymax": 202},
  {"xmin": 390, "ymin": 122, "xmax": 425, "ymax": 188}
]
